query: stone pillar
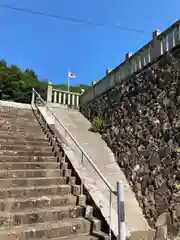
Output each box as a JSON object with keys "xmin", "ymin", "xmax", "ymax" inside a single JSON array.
[
  {"xmin": 125, "ymin": 52, "xmax": 133, "ymax": 60},
  {"xmin": 31, "ymin": 89, "xmax": 35, "ymax": 107},
  {"xmin": 167, "ymin": 30, "xmax": 174, "ymax": 50},
  {"xmin": 76, "ymin": 95, "xmax": 79, "ymax": 106},
  {"xmin": 53, "ymin": 90, "xmax": 57, "ymax": 103},
  {"xmin": 47, "ymin": 82, "xmax": 52, "ymax": 103},
  {"xmin": 152, "ymin": 30, "xmax": 162, "ymax": 60},
  {"xmin": 80, "ymin": 89, "xmax": 85, "ymax": 94},
  {"xmin": 106, "ymin": 68, "xmax": 112, "ymax": 76},
  {"xmin": 72, "ymin": 94, "xmax": 75, "ymax": 106},
  {"xmin": 68, "ymin": 93, "xmax": 71, "ymax": 105},
  {"xmin": 174, "ymin": 25, "xmax": 180, "ymax": 46},
  {"xmin": 58, "ymin": 92, "xmax": 62, "ymax": 104},
  {"xmin": 132, "ymin": 58, "xmax": 138, "ymax": 73},
  {"xmin": 63, "ymin": 92, "xmax": 66, "ymax": 105},
  {"xmin": 137, "ymin": 55, "xmax": 142, "ymax": 70},
  {"xmin": 142, "ymin": 53, "xmax": 146, "ymax": 67},
  {"xmin": 125, "ymin": 52, "xmax": 133, "ymax": 74}
]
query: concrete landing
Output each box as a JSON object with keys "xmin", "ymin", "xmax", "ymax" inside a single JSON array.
[
  {"xmin": 41, "ymin": 103, "xmax": 149, "ymax": 236},
  {"xmin": 0, "ymin": 100, "xmax": 31, "ymax": 109}
]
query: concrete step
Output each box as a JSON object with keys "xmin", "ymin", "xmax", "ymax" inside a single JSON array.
[
  {"xmin": 0, "ymin": 111, "xmax": 35, "ymax": 116},
  {"xmin": 0, "ymin": 116, "xmax": 37, "ymax": 121},
  {"xmin": 0, "ymin": 130, "xmax": 45, "ymax": 135},
  {"xmin": 0, "ymin": 177, "xmax": 67, "ymax": 188},
  {"xmin": 0, "ymin": 119, "xmax": 39, "ymax": 124},
  {"xmin": 0, "ymin": 145, "xmax": 52, "ymax": 152},
  {"xmin": 0, "ymin": 119, "xmax": 38, "ymax": 123},
  {"xmin": 0, "ymin": 127, "xmax": 42, "ymax": 132},
  {"xmin": 93, "ymin": 231, "xmax": 109, "ymax": 240},
  {"xmin": 0, "ymin": 122, "xmax": 38, "ymax": 126},
  {"xmin": 0, "ymin": 139, "xmax": 51, "ymax": 147},
  {"xmin": 59, "ymin": 236, "xmax": 99, "ymax": 240},
  {"xmin": 0, "ymin": 218, "xmax": 91, "ymax": 239},
  {"xmin": 0, "ymin": 117, "xmax": 35, "ymax": 121},
  {"xmin": 0, "ymin": 195, "xmax": 77, "ymax": 211},
  {"xmin": 0, "ymin": 118, "xmax": 38, "ymax": 124},
  {"xmin": 0, "ymin": 127, "xmax": 44, "ymax": 132},
  {"xmin": 0, "ymin": 134, "xmax": 48, "ymax": 142},
  {"xmin": 0, "ymin": 106, "xmax": 33, "ymax": 111},
  {"xmin": 0, "ymin": 184, "xmax": 71, "ymax": 198},
  {"xmin": 0, "ymin": 121, "xmax": 41, "ymax": 126},
  {"xmin": 0, "ymin": 112, "xmax": 35, "ymax": 120},
  {"xmin": 25, "ymin": 234, "xmax": 99, "ymax": 240},
  {"xmin": 0, "ymin": 126, "xmax": 43, "ymax": 130},
  {"xmin": 0, "ymin": 162, "xmax": 59, "ymax": 170},
  {"xmin": 0, "ymin": 131, "xmax": 46, "ymax": 138},
  {"xmin": 0, "ymin": 169, "xmax": 64, "ymax": 178},
  {"xmin": 0, "ymin": 150, "xmax": 54, "ymax": 157},
  {"xmin": 0, "ymin": 109, "xmax": 34, "ymax": 114},
  {"xmin": 0, "ymin": 205, "xmax": 84, "ymax": 227},
  {"xmin": 0, "ymin": 155, "xmax": 57, "ymax": 162}
]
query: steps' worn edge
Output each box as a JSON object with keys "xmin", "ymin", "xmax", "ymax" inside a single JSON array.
[
  {"xmin": 0, "ymin": 161, "xmax": 59, "ymax": 164},
  {"xmin": 0, "ymin": 176, "xmax": 67, "ymax": 187},
  {"xmin": 0, "ymin": 205, "xmax": 85, "ymax": 227},
  {"xmin": 0, "ymin": 185, "xmax": 72, "ymax": 198},
  {"xmin": 0, "ymin": 194, "xmax": 77, "ymax": 210},
  {"xmin": 0, "ymin": 204, "xmax": 83, "ymax": 216},
  {"xmin": 0, "ymin": 184, "xmax": 71, "ymax": 192},
  {"xmin": 0, "ymin": 169, "xmax": 64, "ymax": 179},
  {"xmin": 0, "ymin": 162, "xmax": 60, "ymax": 169},
  {"xmin": 0, "ymin": 134, "xmax": 48, "ymax": 141},
  {"xmin": 0, "ymin": 144, "xmax": 52, "ymax": 149},
  {"xmin": 29, "ymin": 235, "xmax": 99, "ymax": 240},
  {"xmin": 0, "ymin": 139, "xmax": 51, "ymax": 146},
  {"xmin": 0, "ymin": 150, "xmax": 55, "ymax": 156},
  {"xmin": 0, "ymin": 217, "xmax": 91, "ymax": 234},
  {"xmin": 0, "ymin": 156, "xmax": 57, "ymax": 162}
]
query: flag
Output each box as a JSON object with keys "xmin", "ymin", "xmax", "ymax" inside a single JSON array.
[{"xmin": 68, "ymin": 72, "xmax": 76, "ymax": 78}]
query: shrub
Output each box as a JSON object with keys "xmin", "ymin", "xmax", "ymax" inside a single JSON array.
[{"xmin": 90, "ymin": 117, "xmax": 106, "ymax": 133}]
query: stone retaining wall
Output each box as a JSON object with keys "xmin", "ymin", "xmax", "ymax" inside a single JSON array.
[{"xmin": 80, "ymin": 51, "xmax": 180, "ymax": 238}]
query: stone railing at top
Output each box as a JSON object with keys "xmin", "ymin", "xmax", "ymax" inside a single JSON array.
[
  {"xmin": 46, "ymin": 82, "xmax": 84, "ymax": 108},
  {"xmin": 80, "ymin": 20, "xmax": 180, "ymax": 106}
]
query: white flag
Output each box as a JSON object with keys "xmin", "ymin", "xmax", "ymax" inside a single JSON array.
[{"xmin": 68, "ymin": 72, "xmax": 76, "ymax": 78}]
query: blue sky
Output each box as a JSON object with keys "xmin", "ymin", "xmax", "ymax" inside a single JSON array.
[{"xmin": 0, "ymin": 0, "xmax": 180, "ymax": 86}]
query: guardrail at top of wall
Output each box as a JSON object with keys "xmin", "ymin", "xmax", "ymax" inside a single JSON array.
[
  {"xmin": 46, "ymin": 82, "xmax": 83, "ymax": 107},
  {"xmin": 80, "ymin": 20, "xmax": 180, "ymax": 105}
]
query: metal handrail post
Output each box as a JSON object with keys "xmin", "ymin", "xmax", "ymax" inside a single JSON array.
[{"xmin": 117, "ymin": 180, "xmax": 126, "ymax": 240}]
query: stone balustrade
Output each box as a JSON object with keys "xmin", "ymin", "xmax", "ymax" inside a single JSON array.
[
  {"xmin": 80, "ymin": 20, "xmax": 180, "ymax": 106},
  {"xmin": 47, "ymin": 83, "xmax": 82, "ymax": 108}
]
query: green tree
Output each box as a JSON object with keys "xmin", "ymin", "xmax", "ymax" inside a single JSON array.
[{"xmin": 0, "ymin": 58, "xmax": 89, "ymax": 103}]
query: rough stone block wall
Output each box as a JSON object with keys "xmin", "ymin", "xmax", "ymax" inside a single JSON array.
[{"xmin": 80, "ymin": 50, "xmax": 180, "ymax": 238}]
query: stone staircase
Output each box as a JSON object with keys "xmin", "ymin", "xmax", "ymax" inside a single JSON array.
[{"xmin": 0, "ymin": 106, "xmax": 109, "ymax": 240}]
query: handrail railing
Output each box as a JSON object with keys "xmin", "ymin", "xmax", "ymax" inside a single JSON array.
[
  {"xmin": 32, "ymin": 88, "xmax": 116, "ymax": 195},
  {"xmin": 31, "ymin": 88, "xmax": 119, "ymax": 239}
]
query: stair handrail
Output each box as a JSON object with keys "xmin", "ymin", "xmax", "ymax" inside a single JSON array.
[{"xmin": 32, "ymin": 88, "xmax": 117, "ymax": 195}]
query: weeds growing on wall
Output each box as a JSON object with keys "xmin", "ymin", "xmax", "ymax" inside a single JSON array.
[{"xmin": 89, "ymin": 117, "xmax": 106, "ymax": 133}]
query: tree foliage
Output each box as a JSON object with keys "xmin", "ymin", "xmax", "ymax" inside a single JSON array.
[{"xmin": 0, "ymin": 59, "xmax": 89, "ymax": 103}]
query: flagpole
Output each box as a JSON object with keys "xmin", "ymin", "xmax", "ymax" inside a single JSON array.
[{"xmin": 68, "ymin": 69, "xmax": 70, "ymax": 92}]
